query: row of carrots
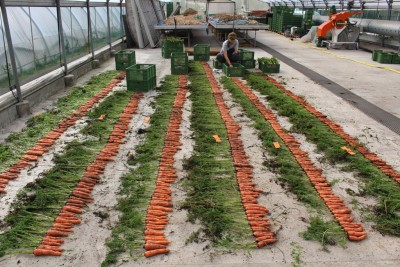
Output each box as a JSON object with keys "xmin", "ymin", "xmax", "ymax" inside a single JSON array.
[
  {"xmin": 33, "ymin": 91, "xmax": 144, "ymax": 256},
  {"xmin": 143, "ymin": 75, "xmax": 188, "ymax": 258},
  {"xmin": 0, "ymin": 72, "xmax": 127, "ymax": 194},
  {"xmin": 263, "ymin": 75, "xmax": 400, "ymax": 185},
  {"xmin": 232, "ymin": 78, "xmax": 367, "ymax": 242},
  {"xmin": 203, "ymin": 63, "xmax": 277, "ymax": 248}
]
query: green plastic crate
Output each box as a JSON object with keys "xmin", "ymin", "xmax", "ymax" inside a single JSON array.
[
  {"xmin": 377, "ymin": 52, "xmax": 393, "ymax": 64},
  {"xmin": 259, "ymin": 62, "xmax": 280, "ymax": 73},
  {"xmin": 115, "ymin": 50, "xmax": 136, "ymax": 70},
  {"xmin": 126, "ymin": 64, "xmax": 156, "ymax": 82},
  {"xmin": 194, "ymin": 54, "xmax": 210, "ymax": 61},
  {"xmin": 126, "ymin": 78, "xmax": 156, "ymax": 92},
  {"xmin": 171, "ymin": 65, "xmax": 188, "ymax": 75},
  {"xmin": 213, "ymin": 58, "xmax": 223, "ymax": 69},
  {"xmin": 171, "ymin": 52, "xmax": 188, "ymax": 66},
  {"xmin": 162, "ymin": 46, "xmax": 184, "ymax": 59},
  {"xmin": 194, "ymin": 44, "xmax": 210, "ymax": 55},
  {"xmin": 372, "ymin": 50, "xmax": 382, "ymax": 61},
  {"xmin": 162, "ymin": 38, "xmax": 184, "ymax": 49},
  {"xmin": 240, "ymin": 60, "xmax": 256, "ymax": 69},
  {"xmin": 392, "ymin": 53, "xmax": 400, "ymax": 64},
  {"xmin": 239, "ymin": 49, "xmax": 255, "ymax": 60},
  {"xmin": 223, "ymin": 63, "xmax": 245, "ymax": 77},
  {"xmin": 162, "ymin": 39, "xmax": 184, "ymax": 58}
]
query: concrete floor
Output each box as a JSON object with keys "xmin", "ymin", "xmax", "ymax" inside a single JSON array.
[{"xmin": 252, "ymin": 31, "xmax": 400, "ymax": 119}]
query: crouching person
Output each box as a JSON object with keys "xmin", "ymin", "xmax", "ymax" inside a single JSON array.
[{"xmin": 216, "ymin": 32, "xmax": 240, "ymax": 67}]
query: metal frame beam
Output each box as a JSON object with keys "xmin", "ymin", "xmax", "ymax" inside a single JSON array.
[{"xmin": 4, "ymin": 1, "xmax": 121, "ymax": 7}]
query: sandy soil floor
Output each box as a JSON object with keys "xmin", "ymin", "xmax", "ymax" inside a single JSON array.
[{"xmin": 0, "ymin": 43, "xmax": 399, "ymax": 266}]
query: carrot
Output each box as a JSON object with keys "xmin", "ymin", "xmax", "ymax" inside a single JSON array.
[
  {"xmin": 347, "ymin": 231, "xmax": 367, "ymax": 237},
  {"xmin": 348, "ymin": 234, "xmax": 367, "ymax": 241},
  {"xmin": 147, "ymin": 210, "xmax": 168, "ymax": 217},
  {"xmin": 53, "ymin": 222, "xmax": 72, "ymax": 228},
  {"xmin": 144, "ymin": 243, "xmax": 167, "ymax": 251},
  {"xmin": 43, "ymin": 237, "xmax": 64, "ymax": 243},
  {"xmin": 41, "ymin": 241, "xmax": 63, "ymax": 247},
  {"xmin": 256, "ymin": 234, "xmax": 276, "ymax": 242},
  {"xmin": 67, "ymin": 198, "xmax": 86, "ymax": 205},
  {"xmin": 145, "ymin": 230, "xmax": 164, "ymax": 236},
  {"xmin": 52, "ymin": 227, "xmax": 73, "ymax": 232},
  {"xmin": 42, "ymin": 240, "xmax": 63, "ymax": 246},
  {"xmin": 56, "ymin": 217, "xmax": 80, "ymax": 225},
  {"xmin": 47, "ymin": 230, "xmax": 69, "ymax": 237},
  {"xmin": 38, "ymin": 245, "xmax": 64, "ymax": 252},
  {"xmin": 144, "ymin": 236, "xmax": 168, "ymax": 241},
  {"xmin": 33, "ymin": 249, "xmax": 61, "ymax": 256},
  {"xmin": 257, "ymin": 239, "xmax": 277, "ymax": 247},
  {"xmin": 62, "ymin": 206, "xmax": 82, "ymax": 214},
  {"xmin": 146, "ymin": 225, "xmax": 166, "ymax": 231},
  {"xmin": 144, "ymin": 248, "xmax": 170, "ymax": 257},
  {"xmin": 58, "ymin": 212, "xmax": 78, "ymax": 219},
  {"xmin": 253, "ymin": 231, "xmax": 272, "ymax": 238}
]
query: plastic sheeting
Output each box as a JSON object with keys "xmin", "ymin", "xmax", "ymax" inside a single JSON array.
[{"xmin": 0, "ymin": 4, "xmax": 124, "ymax": 95}]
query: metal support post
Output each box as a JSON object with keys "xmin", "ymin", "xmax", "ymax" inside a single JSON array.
[
  {"xmin": 386, "ymin": 0, "xmax": 392, "ymax": 20},
  {"xmin": 56, "ymin": 0, "xmax": 68, "ymax": 74},
  {"xmin": 87, "ymin": 0, "xmax": 95, "ymax": 59},
  {"xmin": 107, "ymin": 0, "xmax": 112, "ymax": 50},
  {"xmin": 0, "ymin": 0, "xmax": 22, "ymax": 102},
  {"xmin": 120, "ymin": 0, "xmax": 123, "ymax": 39}
]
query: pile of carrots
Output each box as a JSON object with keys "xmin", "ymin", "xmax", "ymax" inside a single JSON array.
[
  {"xmin": 0, "ymin": 72, "xmax": 126, "ymax": 194},
  {"xmin": 143, "ymin": 75, "xmax": 188, "ymax": 258},
  {"xmin": 232, "ymin": 78, "xmax": 367, "ymax": 242},
  {"xmin": 34, "ymin": 91, "xmax": 143, "ymax": 257},
  {"xmin": 203, "ymin": 63, "xmax": 277, "ymax": 248},
  {"xmin": 263, "ymin": 75, "xmax": 400, "ymax": 185}
]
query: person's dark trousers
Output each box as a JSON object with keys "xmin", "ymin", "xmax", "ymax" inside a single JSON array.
[{"xmin": 216, "ymin": 47, "xmax": 240, "ymax": 64}]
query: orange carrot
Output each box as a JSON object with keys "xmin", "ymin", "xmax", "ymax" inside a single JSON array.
[
  {"xmin": 37, "ymin": 245, "xmax": 64, "ymax": 252},
  {"xmin": 47, "ymin": 230, "xmax": 69, "ymax": 237},
  {"xmin": 62, "ymin": 206, "xmax": 82, "ymax": 214},
  {"xmin": 33, "ymin": 249, "xmax": 61, "ymax": 256},
  {"xmin": 145, "ymin": 230, "xmax": 164, "ymax": 236},
  {"xmin": 144, "ymin": 243, "xmax": 167, "ymax": 251},
  {"xmin": 144, "ymin": 248, "xmax": 170, "ymax": 257}
]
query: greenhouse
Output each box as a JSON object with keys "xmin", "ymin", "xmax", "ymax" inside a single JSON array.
[{"xmin": 0, "ymin": 0, "xmax": 399, "ymax": 266}]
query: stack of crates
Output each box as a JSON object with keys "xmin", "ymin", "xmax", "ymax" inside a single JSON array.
[
  {"xmin": 194, "ymin": 44, "xmax": 210, "ymax": 61},
  {"xmin": 376, "ymin": 52, "xmax": 393, "ymax": 64},
  {"xmin": 267, "ymin": 17, "xmax": 273, "ymax": 29},
  {"xmin": 372, "ymin": 50, "xmax": 383, "ymax": 61},
  {"xmin": 162, "ymin": 39, "xmax": 184, "ymax": 59},
  {"xmin": 271, "ymin": 6, "xmax": 294, "ymax": 33},
  {"xmin": 126, "ymin": 64, "xmax": 156, "ymax": 92},
  {"xmin": 292, "ymin": 15, "xmax": 303, "ymax": 28},
  {"xmin": 392, "ymin": 53, "xmax": 400, "ymax": 64},
  {"xmin": 166, "ymin": 2, "xmax": 174, "ymax": 17},
  {"xmin": 171, "ymin": 52, "xmax": 188, "ymax": 75},
  {"xmin": 239, "ymin": 49, "xmax": 256, "ymax": 69},
  {"xmin": 372, "ymin": 50, "xmax": 400, "ymax": 64},
  {"xmin": 115, "ymin": 50, "xmax": 136, "ymax": 71}
]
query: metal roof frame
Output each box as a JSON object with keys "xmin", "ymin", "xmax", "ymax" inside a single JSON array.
[{"xmin": 3, "ymin": 0, "xmax": 123, "ymax": 7}]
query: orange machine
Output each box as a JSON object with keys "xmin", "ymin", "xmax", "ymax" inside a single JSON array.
[{"xmin": 317, "ymin": 11, "xmax": 362, "ymax": 49}]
